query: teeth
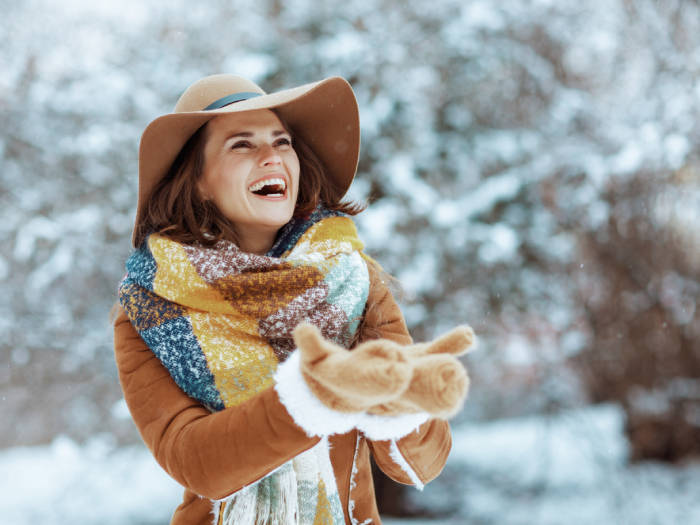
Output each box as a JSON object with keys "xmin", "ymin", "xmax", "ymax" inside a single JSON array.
[{"xmin": 248, "ymin": 178, "xmax": 286, "ymax": 193}]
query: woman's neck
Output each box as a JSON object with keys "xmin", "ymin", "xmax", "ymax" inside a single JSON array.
[{"xmin": 234, "ymin": 226, "xmax": 278, "ymax": 255}]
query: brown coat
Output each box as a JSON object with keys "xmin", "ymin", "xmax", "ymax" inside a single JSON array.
[{"xmin": 113, "ymin": 264, "xmax": 452, "ymax": 524}]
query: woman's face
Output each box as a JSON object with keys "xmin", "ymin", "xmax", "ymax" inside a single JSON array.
[{"xmin": 199, "ymin": 109, "xmax": 300, "ymax": 247}]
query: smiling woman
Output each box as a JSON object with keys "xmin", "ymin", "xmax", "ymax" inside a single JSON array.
[{"xmin": 113, "ymin": 74, "xmax": 472, "ymax": 525}]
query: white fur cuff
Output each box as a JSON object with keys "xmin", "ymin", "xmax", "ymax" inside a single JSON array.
[
  {"xmin": 274, "ymin": 350, "xmax": 359, "ymax": 437},
  {"xmin": 355, "ymin": 411, "xmax": 430, "ymax": 441},
  {"xmin": 389, "ymin": 439, "xmax": 425, "ymax": 490}
]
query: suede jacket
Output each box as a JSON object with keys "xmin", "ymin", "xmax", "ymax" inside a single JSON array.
[{"xmin": 113, "ymin": 263, "xmax": 452, "ymax": 524}]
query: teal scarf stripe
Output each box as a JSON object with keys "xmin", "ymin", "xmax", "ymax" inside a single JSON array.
[
  {"xmin": 125, "ymin": 242, "xmax": 158, "ymax": 290},
  {"xmin": 141, "ymin": 316, "xmax": 225, "ymax": 411}
]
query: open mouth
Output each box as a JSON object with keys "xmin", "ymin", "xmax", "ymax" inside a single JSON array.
[{"xmin": 248, "ymin": 177, "xmax": 287, "ymax": 197}]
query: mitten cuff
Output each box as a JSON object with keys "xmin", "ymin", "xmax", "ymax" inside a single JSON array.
[
  {"xmin": 274, "ymin": 350, "xmax": 359, "ymax": 437},
  {"xmin": 356, "ymin": 411, "xmax": 430, "ymax": 441}
]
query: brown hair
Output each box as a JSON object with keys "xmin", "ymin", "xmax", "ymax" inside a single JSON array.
[{"xmin": 133, "ymin": 112, "xmax": 365, "ymax": 248}]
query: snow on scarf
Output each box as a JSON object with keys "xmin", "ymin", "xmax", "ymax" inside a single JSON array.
[{"xmin": 118, "ymin": 208, "xmax": 370, "ymax": 525}]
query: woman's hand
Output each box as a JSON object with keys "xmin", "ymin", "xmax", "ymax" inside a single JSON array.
[
  {"xmin": 292, "ymin": 323, "xmax": 413, "ymax": 412},
  {"xmin": 368, "ymin": 325, "xmax": 474, "ymax": 418},
  {"xmin": 292, "ymin": 323, "xmax": 475, "ymax": 419}
]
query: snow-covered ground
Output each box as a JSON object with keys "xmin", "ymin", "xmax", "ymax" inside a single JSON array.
[
  {"xmin": 3, "ymin": 404, "xmax": 698, "ymax": 524},
  {"xmin": 391, "ymin": 404, "xmax": 700, "ymax": 524}
]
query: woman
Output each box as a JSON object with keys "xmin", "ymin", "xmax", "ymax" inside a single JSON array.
[{"xmin": 114, "ymin": 74, "xmax": 474, "ymax": 525}]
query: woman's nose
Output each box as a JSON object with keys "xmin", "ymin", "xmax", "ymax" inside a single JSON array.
[{"xmin": 259, "ymin": 144, "xmax": 282, "ymax": 166}]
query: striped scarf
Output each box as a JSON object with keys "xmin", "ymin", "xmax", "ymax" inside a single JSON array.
[{"xmin": 118, "ymin": 208, "xmax": 370, "ymax": 525}]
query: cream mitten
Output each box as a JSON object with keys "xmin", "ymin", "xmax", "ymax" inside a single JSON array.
[
  {"xmin": 292, "ymin": 323, "xmax": 414, "ymax": 413},
  {"xmin": 367, "ymin": 325, "xmax": 475, "ymax": 419}
]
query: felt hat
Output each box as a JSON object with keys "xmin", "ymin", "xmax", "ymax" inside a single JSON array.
[{"xmin": 133, "ymin": 74, "xmax": 360, "ymax": 246}]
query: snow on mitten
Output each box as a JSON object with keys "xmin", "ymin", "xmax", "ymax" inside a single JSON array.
[
  {"xmin": 292, "ymin": 323, "xmax": 413, "ymax": 413},
  {"xmin": 368, "ymin": 325, "xmax": 475, "ymax": 419}
]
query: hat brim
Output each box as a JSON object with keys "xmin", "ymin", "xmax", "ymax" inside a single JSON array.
[{"xmin": 133, "ymin": 77, "xmax": 360, "ymax": 246}]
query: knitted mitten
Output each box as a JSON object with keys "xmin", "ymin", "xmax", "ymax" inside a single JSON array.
[
  {"xmin": 292, "ymin": 323, "xmax": 413, "ymax": 413},
  {"xmin": 367, "ymin": 325, "xmax": 474, "ymax": 419},
  {"xmin": 292, "ymin": 323, "xmax": 475, "ymax": 418}
]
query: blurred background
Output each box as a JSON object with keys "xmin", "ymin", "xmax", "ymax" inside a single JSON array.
[{"xmin": 1, "ymin": 0, "xmax": 699, "ymax": 523}]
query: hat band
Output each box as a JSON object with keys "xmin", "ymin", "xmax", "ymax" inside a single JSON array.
[{"xmin": 203, "ymin": 92, "xmax": 262, "ymax": 110}]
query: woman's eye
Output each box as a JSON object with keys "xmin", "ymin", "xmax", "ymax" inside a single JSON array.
[
  {"xmin": 231, "ymin": 140, "xmax": 252, "ymax": 149},
  {"xmin": 275, "ymin": 137, "xmax": 292, "ymax": 147}
]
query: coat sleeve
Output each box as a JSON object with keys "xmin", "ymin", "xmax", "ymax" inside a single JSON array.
[
  {"xmin": 113, "ymin": 308, "xmax": 321, "ymax": 500},
  {"xmin": 360, "ymin": 262, "xmax": 453, "ymax": 487}
]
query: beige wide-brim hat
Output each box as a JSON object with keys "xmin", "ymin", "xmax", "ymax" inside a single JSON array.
[{"xmin": 133, "ymin": 74, "xmax": 360, "ymax": 246}]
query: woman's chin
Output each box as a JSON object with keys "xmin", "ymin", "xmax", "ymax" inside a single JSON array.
[{"xmin": 249, "ymin": 202, "xmax": 295, "ymax": 228}]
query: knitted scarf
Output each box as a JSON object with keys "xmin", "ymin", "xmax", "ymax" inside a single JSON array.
[{"xmin": 118, "ymin": 208, "xmax": 370, "ymax": 525}]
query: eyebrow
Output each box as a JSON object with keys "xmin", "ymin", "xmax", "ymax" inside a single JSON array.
[{"xmin": 225, "ymin": 129, "xmax": 289, "ymax": 140}]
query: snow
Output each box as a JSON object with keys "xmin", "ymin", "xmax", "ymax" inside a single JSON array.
[
  {"xmin": 220, "ymin": 53, "xmax": 277, "ymax": 83},
  {"xmin": 664, "ymin": 134, "xmax": 691, "ymax": 169},
  {"xmin": 2, "ymin": 405, "xmax": 699, "ymax": 525},
  {"xmin": 0, "ymin": 255, "xmax": 8, "ymax": 281},
  {"xmin": 13, "ymin": 217, "xmax": 62, "ymax": 262},
  {"xmin": 398, "ymin": 251, "xmax": 439, "ymax": 296},
  {"xmin": 27, "ymin": 243, "xmax": 73, "ymax": 292},
  {"xmin": 450, "ymin": 405, "xmax": 627, "ymax": 486},
  {"xmin": 384, "ymin": 154, "xmax": 439, "ymax": 212},
  {"xmin": 390, "ymin": 404, "xmax": 700, "ymax": 524},
  {"xmin": 459, "ymin": 3, "xmax": 505, "ymax": 31},
  {"xmin": 476, "ymin": 224, "xmax": 519, "ymax": 264},
  {"xmin": 0, "ymin": 435, "xmax": 182, "ymax": 525}
]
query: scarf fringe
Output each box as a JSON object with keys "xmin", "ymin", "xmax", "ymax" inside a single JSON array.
[{"xmin": 221, "ymin": 464, "xmax": 299, "ymax": 525}]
